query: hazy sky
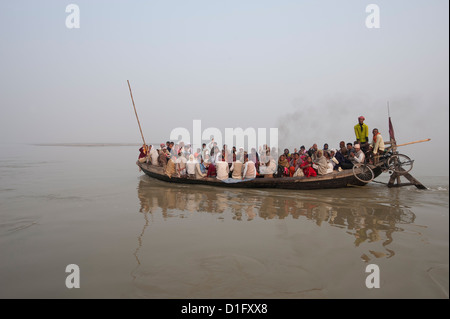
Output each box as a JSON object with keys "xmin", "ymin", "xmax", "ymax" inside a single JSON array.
[{"xmin": 0, "ymin": 1, "xmax": 448, "ymax": 175}]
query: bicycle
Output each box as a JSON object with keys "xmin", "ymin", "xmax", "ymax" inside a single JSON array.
[
  {"xmin": 352, "ymin": 161, "xmax": 375, "ymax": 183},
  {"xmin": 352, "ymin": 148, "xmax": 414, "ymax": 183}
]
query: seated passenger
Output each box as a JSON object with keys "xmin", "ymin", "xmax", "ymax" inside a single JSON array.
[
  {"xmin": 243, "ymin": 155, "xmax": 257, "ymax": 179},
  {"xmin": 232, "ymin": 146, "xmax": 237, "ymax": 162},
  {"xmin": 259, "ymin": 147, "xmax": 270, "ymax": 166},
  {"xmin": 299, "ymin": 145, "xmax": 306, "ymax": 156},
  {"xmin": 236, "ymin": 147, "xmax": 245, "ymax": 162},
  {"xmin": 283, "ymin": 148, "xmax": 292, "ymax": 162},
  {"xmin": 158, "ymin": 145, "xmax": 169, "ymax": 169},
  {"xmin": 195, "ymin": 159, "xmax": 207, "ymax": 179},
  {"xmin": 308, "ymin": 144, "xmax": 318, "ymax": 158},
  {"xmin": 324, "ymin": 151, "xmax": 334, "ymax": 174},
  {"xmin": 266, "ymin": 157, "xmax": 278, "ymax": 176},
  {"xmin": 300, "ymin": 156, "xmax": 317, "ymax": 177},
  {"xmin": 138, "ymin": 144, "xmax": 149, "ymax": 163},
  {"xmin": 289, "ymin": 153, "xmax": 303, "ymax": 177},
  {"xmin": 215, "ymin": 160, "xmax": 230, "ymax": 181},
  {"xmin": 186, "ymin": 154, "xmax": 197, "ymax": 177},
  {"xmin": 329, "ymin": 149, "xmax": 339, "ymax": 171},
  {"xmin": 185, "ymin": 144, "xmax": 192, "ymax": 155},
  {"xmin": 206, "ymin": 162, "xmax": 217, "ymax": 178},
  {"xmin": 211, "ymin": 146, "xmax": 222, "ymax": 164},
  {"xmin": 259, "ymin": 157, "xmax": 277, "ymax": 178},
  {"xmin": 277, "ymin": 154, "xmax": 290, "ymax": 177},
  {"xmin": 194, "ymin": 148, "xmax": 202, "ymax": 160},
  {"xmin": 350, "ymin": 143, "xmax": 365, "ymax": 164},
  {"xmin": 346, "ymin": 143, "xmax": 355, "ymax": 159},
  {"xmin": 164, "ymin": 155, "xmax": 176, "ymax": 178},
  {"xmin": 201, "ymin": 143, "xmax": 209, "ymax": 161},
  {"xmin": 335, "ymin": 147, "xmax": 353, "ymax": 170},
  {"xmin": 176, "ymin": 152, "xmax": 187, "ymax": 177},
  {"xmin": 166, "ymin": 141, "xmax": 172, "ymax": 153},
  {"xmin": 249, "ymin": 148, "xmax": 260, "ymax": 172},
  {"xmin": 149, "ymin": 145, "xmax": 159, "ymax": 165},
  {"xmin": 222, "ymin": 144, "xmax": 233, "ymax": 163},
  {"xmin": 230, "ymin": 159, "xmax": 243, "ymax": 180},
  {"xmin": 313, "ymin": 150, "xmax": 328, "ymax": 175}
]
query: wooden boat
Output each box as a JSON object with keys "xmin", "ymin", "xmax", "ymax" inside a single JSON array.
[
  {"xmin": 137, "ymin": 162, "xmax": 383, "ymax": 190},
  {"xmin": 127, "ymin": 81, "xmax": 424, "ymax": 190}
]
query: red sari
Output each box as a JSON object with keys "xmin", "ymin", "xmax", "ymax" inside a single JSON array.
[{"xmin": 301, "ymin": 161, "xmax": 317, "ymax": 177}]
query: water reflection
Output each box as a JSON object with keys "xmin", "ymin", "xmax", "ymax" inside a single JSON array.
[{"xmin": 135, "ymin": 177, "xmax": 416, "ymax": 263}]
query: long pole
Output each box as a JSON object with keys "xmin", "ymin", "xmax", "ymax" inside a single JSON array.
[
  {"xmin": 127, "ymin": 80, "xmax": 146, "ymax": 146},
  {"xmin": 396, "ymin": 138, "xmax": 431, "ymax": 147}
]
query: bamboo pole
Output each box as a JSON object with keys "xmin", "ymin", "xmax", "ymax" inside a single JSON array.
[
  {"xmin": 127, "ymin": 80, "xmax": 146, "ymax": 146},
  {"xmin": 396, "ymin": 139, "xmax": 430, "ymax": 147}
]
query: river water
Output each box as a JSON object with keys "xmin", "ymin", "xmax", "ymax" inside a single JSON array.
[{"xmin": 0, "ymin": 143, "xmax": 448, "ymax": 298}]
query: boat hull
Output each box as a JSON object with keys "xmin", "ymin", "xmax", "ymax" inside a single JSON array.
[{"xmin": 137, "ymin": 162, "xmax": 383, "ymax": 190}]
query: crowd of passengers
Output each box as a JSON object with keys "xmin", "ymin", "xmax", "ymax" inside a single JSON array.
[{"xmin": 138, "ymin": 116, "xmax": 386, "ymax": 180}]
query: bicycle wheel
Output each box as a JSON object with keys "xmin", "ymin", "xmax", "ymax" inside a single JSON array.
[
  {"xmin": 388, "ymin": 154, "xmax": 413, "ymax": 174},
  {"xmin": 352, "ymin": 163, "xmax": 375, "ymax": 183}
]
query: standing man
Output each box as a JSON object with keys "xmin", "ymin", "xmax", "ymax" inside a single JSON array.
[
  {"xmin": 354, "ymin": 116, "xmax": 369, "ymax": 152},
  {"xmin": 369, "ymin": 128, "xmax": 385, "ymax": 164}
]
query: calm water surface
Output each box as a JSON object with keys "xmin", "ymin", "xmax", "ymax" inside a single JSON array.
[{"xmin": 0, "ymin": 144, "xmax": 448, "ymax": 298}]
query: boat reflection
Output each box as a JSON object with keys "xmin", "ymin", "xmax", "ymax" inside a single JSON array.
[{"xmin": 136, "ymin": 176, "xmax": 416, "ymax": 263}]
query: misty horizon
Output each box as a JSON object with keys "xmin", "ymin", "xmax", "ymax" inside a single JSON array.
[{"xmin": 0, "ymin": 1, "xmax": 448, "ymax": 176}]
